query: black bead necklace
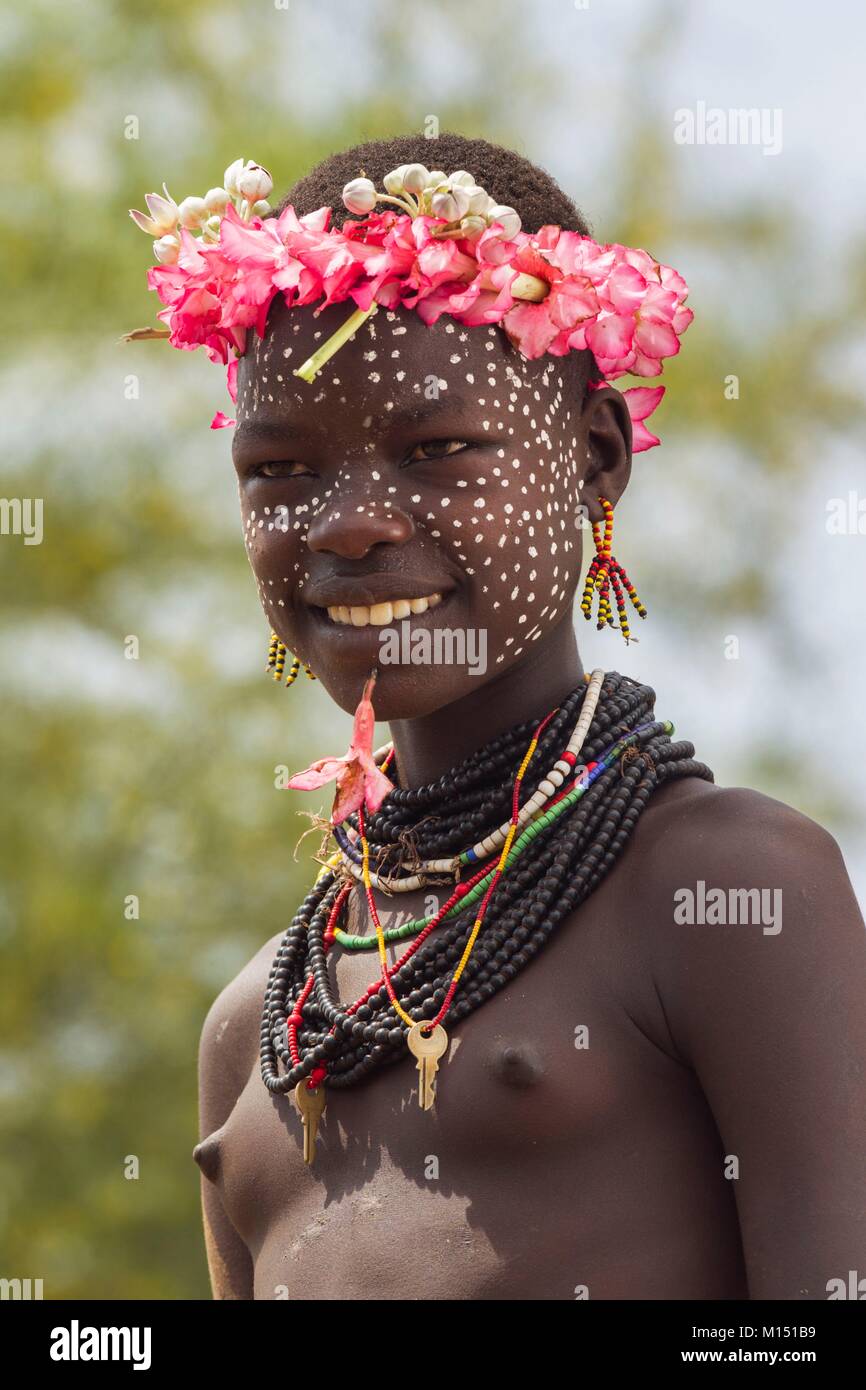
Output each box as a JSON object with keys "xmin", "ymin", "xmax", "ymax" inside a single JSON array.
[{"xmin": 260, "ymin": 670, "xmax": 713, "ymax": 1100}]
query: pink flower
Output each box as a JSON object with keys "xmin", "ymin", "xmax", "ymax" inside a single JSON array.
[
  {"xmin": 589, "ymin": 381, "xmax": 666, "ymax": 453},
  {"xmin": 622, "ymin": 385, "xmax": 665, "ymax": 452},
  {"xmin": 217, "ymin": 204, "xmax": 326, "ymax": 330},
  {"xmin": 501, "ymin": 250, "xmax": 591, "ymax": 356},
  {"xmin": 210, "ymin": 411, "xmax": 236, "ymax": 429},
  {"xmin": 286, "ymin": 673, "xmax": 394, "ymax": 825},
  {"xmin": 572, "ymin": 243, "xmax": 693, "ymax": 379},
  {"xmin": 349, "ymin": 216, "xmax": 477, "ymax": 317},
  {"xmin": 416, "ymin": 260, "xmax": 517, "ymax": 328},
  {"xmin": 131, "ymin": 186, "xmax": 693, "ymax": 448},
  {"xmin": 500, "ymin": 234, "xmax": 609, "ymax": 358}
]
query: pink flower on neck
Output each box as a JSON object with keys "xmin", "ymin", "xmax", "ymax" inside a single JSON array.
[{"xmin": 285, "ymin": 673, "xmax": 394, "ymax": 825}]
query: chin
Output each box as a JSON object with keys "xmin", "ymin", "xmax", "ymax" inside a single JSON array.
[{"xmin": 318, "ymin": 661, "xmax": 489, "ymax": 722}]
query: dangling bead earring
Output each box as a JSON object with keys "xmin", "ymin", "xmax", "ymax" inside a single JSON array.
[
  {"xmin": 266, "ymin": 632, "xmax": 316, "ymax": 687},
  {"xmin": 580, "ymin": 497, "xmax": 646, "ymax": 644}
]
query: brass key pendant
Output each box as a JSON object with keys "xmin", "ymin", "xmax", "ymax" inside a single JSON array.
[
  {"xmin": 294, "ymin": 1081, "xmax": 326, "ymax": 1163},
  {"xmin": 406, "ymin": 1022, "xmax": 448, "ymax": 1110}
]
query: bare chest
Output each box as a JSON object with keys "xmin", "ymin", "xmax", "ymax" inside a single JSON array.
[{"xmin": 205, "ymin": 886, "xmax": 743, "ymax": 1297}]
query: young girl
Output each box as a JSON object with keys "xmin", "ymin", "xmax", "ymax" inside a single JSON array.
[{"xmin": 131, "ymin": 134, "xmax": 866, "ymax": 1299}]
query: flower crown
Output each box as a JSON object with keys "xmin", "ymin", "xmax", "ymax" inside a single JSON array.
[{"xmin": 126, "ymin": 157, "xmax": 693, "ymax": 451}]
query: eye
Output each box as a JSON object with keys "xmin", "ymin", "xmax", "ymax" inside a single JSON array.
[
  {"xmin": 253, "ymin": 460, "xmax": 316, "ymax": 479},
  {"xmin": 406, "ymin": 439, "xmax": 470, "ymax": 464}
]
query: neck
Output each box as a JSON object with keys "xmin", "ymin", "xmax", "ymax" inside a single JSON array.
[{"xmin": 388, "ymin": 616, "xmax": 586, "ymax": 789}]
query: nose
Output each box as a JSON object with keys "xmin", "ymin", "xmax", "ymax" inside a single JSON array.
[{"xmin": 306, "ymin": 496, "xmax": 415, "ymax": 560}]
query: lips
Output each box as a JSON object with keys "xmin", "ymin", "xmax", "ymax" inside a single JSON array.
[{"xmin": 304, "ymin": 573, "xmax": 455, "ymax": 609}]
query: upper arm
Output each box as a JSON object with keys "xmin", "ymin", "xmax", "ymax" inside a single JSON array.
[
  {"xmin": 197, "ymin": 943, "xmax": 275, "ymax": 1300},
  {"xmin": 647, "ymin": 788, "xmax": 866, "ymax": 1299}
]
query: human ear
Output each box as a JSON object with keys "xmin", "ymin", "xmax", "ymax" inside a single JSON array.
[{"xmin": 579, "ymin": 385, "xmax": 632, "ymax": 524}]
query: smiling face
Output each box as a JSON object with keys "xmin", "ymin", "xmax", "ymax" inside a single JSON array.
[{"xmin": 233, "ymin": 297, "xmax": 626, "ymax": 719}]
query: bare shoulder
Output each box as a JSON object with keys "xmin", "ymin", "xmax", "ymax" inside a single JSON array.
[
  {"xmin": 630, "ymin": 777, "xmax": 849, "ymax": 894},
  {"xmin": 198, "ymin": 930, "xmax": 282, "ymax": 1124},
  {"xmin": 615, "ymin": 776, "xmax": 865, "ymax": 1067}
]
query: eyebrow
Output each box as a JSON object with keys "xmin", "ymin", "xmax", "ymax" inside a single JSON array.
[
  {"xmin": 232, "ymin": 419, "xmax": 307, "ymax": 449},
  {"xmin": 384, "ymin": 396, "xmax": 469, "ymax": 429},
  {"xmin": 234, "ymin": 390, "xmax": 474, "ymax": 448}
]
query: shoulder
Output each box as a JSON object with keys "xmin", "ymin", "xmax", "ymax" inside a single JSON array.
[
  {"xmin": 631, "ymin": 778, "xmax": 856, "ymax": 928},
  {"xmin": 198, "ymin": 931, "xmax": 283, "ymax": 1126},
  {"xmin": 633, "ymin": 778, "xmax": 846, "ymax": 887},
  {"xmin": 623, "ymin": 778, "xmax": 864, "ymax": 1063}
]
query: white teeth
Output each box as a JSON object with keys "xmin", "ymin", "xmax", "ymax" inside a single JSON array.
[
  {"xmin": 325, "ymin": 592, "xmax": 444, "ymax": 626},
  {"xmin": 368, "ymin": 602, "xmax": 394, "ymax": 625}
]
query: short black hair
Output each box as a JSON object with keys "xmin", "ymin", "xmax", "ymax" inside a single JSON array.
[{"xmin": 277, "ymin": 132, "xmax": 592, "ymax": 236}]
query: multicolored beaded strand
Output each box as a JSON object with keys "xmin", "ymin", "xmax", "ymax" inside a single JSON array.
[
  {"xmin": 580, "ymin": 497, "xmax": 647, "ymax": 643},
  {"xmin": 335, "ymin": 669, "xmax": 607, "ymax": 892},
  {"xmin": 331, "ymin": 716, "xmax": 671, "ymax": 951}
]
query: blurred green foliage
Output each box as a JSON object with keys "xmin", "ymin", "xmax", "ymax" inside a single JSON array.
[{"xmin": 1, "ymin": 0, "xmax": 863, "ymax": 1299}]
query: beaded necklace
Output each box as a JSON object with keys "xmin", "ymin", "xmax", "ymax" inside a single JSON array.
[
  {"xmin": 333, "ymin": 669, "xmax": 607, "ymax": 894},
  {"xmin": 260, "ymin": 670, "xmax": 713, "ymax": 1160}
]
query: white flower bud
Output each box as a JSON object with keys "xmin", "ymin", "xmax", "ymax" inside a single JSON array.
[
  {"xmin": 223, "ymin": 158, "xmax": 246, "ymax": 196},
  {"xmin": 202, "ymin": 216, "xmax": 222, "ymax": 240},
  {"xmin": 487, "ymin": 204, "xmax": 521, "ymax": 239},
  {"xmin": 342, "ymin": 177, "xmax": 378, "ymax": 214},
  {"xmin": 204, "ymin": 187, "xmax": 230, "ymax": 214},
  {"xmin": 153, "ymin": 233, "xmax": 181, "ymax": 264},
  {"xmin": 459, "ymin": 215, "xmax": 487, "ymax": 240},
  {"xmin": 465, "ymin": 185, "xmax": 492, "ymax": 216},
  {"xmin": 237, "ymin": 163, "xmax": 273, "ymax": 202},
  {"xmin": 425, "ymin": 169, "xmax": 447, "ymax": 188},
  {"xmin": 401, "ymin": 163, "xmax": 430, "ymax": 194},
  {"xmin": 129, "ymin": 190, "xmax": 179, "ymax": 237},
  {"xmin": 252, "ymin": 199, "xmax": 271, "ymax": 217},
  {"xmin": 383, "ymin": 165, "xmax": 408, "ymax": 195},
  {"xmin": 177, "ymin": 196, "xmax": 208, "ymax": 229},
  {"xmin": 449, "ymin": 169, "xmax": 476, "ymax": 188},
  {"xmin": 451, "ymin": 186, "xmax": 472, "ymax": 218},
  {"xmin": 431, "ymin": 190, "xmax": 461, "ymax": 222}
]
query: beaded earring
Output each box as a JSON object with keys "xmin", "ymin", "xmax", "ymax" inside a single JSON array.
[
  {"xmin": 580, "ymin": 496, "xmax": 647, "ymax": 643},
  {"xmin": 266, "ymin": 632, "xmax": 317, "ymax": 687}
]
